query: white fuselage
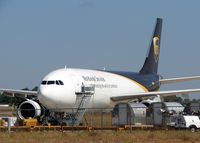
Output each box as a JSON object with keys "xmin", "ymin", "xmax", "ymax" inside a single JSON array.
[{"xmin": 38, "ymin": 68, "xmax": 147, "ymax": 110}]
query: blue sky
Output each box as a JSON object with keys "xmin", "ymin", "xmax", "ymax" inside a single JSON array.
[{"xmin": 0, "ymin": 0, "xmax": 200, "ymax": 98}]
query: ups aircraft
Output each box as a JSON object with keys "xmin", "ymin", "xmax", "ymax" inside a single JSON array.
[{"xmin": 1, "ymin": 18, "xmax": 200, "ymax": 125}]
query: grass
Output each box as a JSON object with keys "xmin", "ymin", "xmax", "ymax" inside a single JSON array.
[
  {"xmin": 83, "ymin": 111, "xmax": 112, "ymax": 127},
  {"xmin": 0, "ymin": 130, "xmax": 200, "ymax": 143},
  {"xmin": 0, "ymin": 109, "xmax": 200, "ymax": 143}
]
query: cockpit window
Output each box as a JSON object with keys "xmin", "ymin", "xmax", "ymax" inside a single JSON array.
[
  {"xmin": 41, "ymin": 80, "xmax": 64, "ymax": 85},
  {"xmin": 41, "ymin": 81, "xmax": 47, "ymax": 85},
  {"xmin": 56, "ymin": 80, "xmax": 60, "ymax": 85},
  {"xmin": 58, "ymin": 80, "xmax": 64, "ymax": 85},
  {"xmin": 47, "ymin": 81, "xmax": 55, "ymax": 85},
  {"xmin": 56, "ymin": 80, "xmax": 64, "ymax": 85}
]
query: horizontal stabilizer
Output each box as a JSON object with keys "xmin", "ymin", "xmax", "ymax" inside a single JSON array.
[{"xmin": 160, "ymin": 76, "xmax": 200, "ymax": 84}]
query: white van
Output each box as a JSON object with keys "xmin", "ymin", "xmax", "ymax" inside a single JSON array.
[{"xmin": 175, "ymin": 115, "xmax": 200, "ymax": 132}]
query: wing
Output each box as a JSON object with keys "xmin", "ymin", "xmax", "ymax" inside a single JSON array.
[
  {"xmin": 0, "ymin": 88, "xmax": 37, "ymax": 98},
  {"xmin": 160, "ymin": 76, "xmax": 200, "ymax": 84},
  {"xmin": 110, "ymin": 88, "xmax": 200, "ymax": 101}
]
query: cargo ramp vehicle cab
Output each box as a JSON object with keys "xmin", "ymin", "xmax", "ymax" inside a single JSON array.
[{"xmin": 175, "ymin": 115, "xmax": 200, "ymax": 132}]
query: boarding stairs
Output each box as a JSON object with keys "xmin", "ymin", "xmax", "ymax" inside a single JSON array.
[{"xmin": 71, "ymin": 84, "xmax": 95, "ymax": 125}]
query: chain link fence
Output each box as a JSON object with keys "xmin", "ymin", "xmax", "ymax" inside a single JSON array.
[{"xmin": 1, "ymin": 102, "xmax": 200, "ymax": 128}]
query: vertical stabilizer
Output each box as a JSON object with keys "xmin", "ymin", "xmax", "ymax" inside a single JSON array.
[{"xmin": 140, "ymin": 18, "xmax": 162, "ymax": 74}]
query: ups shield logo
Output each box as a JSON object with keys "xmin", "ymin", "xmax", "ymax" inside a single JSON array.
[{"xmin": 153, "ymin": 37, "xmax": 159, "ymax": 63}]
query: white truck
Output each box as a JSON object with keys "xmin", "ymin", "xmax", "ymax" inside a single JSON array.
[{"xmin": 175, "ymin": 115, "xmax": 200, "ymax": 132}]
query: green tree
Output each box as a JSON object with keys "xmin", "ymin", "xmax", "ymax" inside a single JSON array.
[
  {"xmin": 0, "ymin": 93, "xmax": 12, "ymax": 104},
  {"xmin": 175, "ymin": 97, "xmax": 183, "ymax": 104},
  {"xmin": 32, "ymin": 86, "xmax": 38, "ymax": 91}
]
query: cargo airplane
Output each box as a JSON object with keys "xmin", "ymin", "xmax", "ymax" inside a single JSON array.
[{"xmin": 1, "ymin": 18, "xmax": 200, "ymax": 124}]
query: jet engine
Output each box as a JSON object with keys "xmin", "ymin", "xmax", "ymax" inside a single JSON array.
[
  {"xmin": 141, "ymin": 95, "xmax": 162, "ymax": 107},
  {"xmin": 17, "ymin": 100, "xmax": 42, "ymax": 119}
]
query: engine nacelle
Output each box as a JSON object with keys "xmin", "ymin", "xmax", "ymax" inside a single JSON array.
[
  {"xmin": 141, "ymin": 95, "xmax": 162, "ymax": 107},
  {"xmin": 17, "ymin": 100, "xmax": 42, "ymax": 120}
]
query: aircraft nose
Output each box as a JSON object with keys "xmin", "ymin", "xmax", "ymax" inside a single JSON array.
[
  {"xmin": 38, "ymin": 86, "xmax": 55, "ymax": 105},
  {"xmin": 38, "ymin": 83, "xmax": 76, "ymax": 109}
]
